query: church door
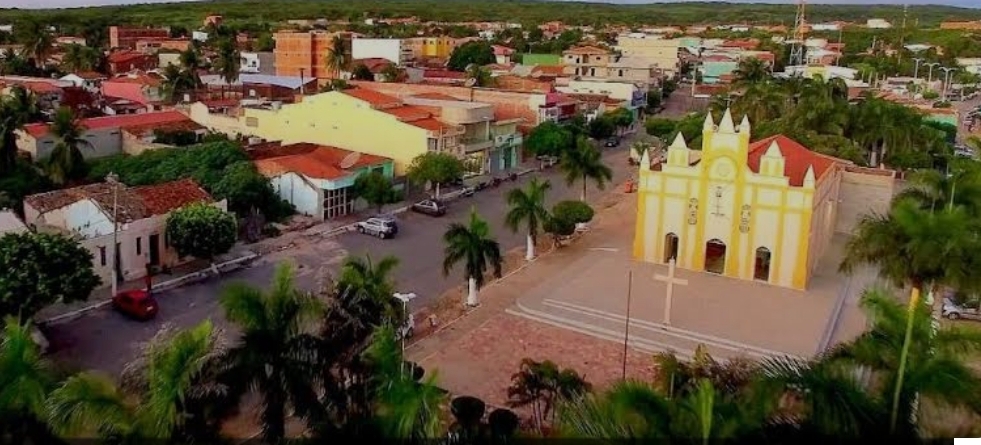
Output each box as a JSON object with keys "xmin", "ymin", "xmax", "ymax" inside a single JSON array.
[
  {"xmin": 663, "ymin": 233, "xmax": 679, "ymax": 263},
  {"xmin": 754, "ymin": 247, "xmax": 772, "ymax": 282},
  {"xmin": 704, "ymin": 239, "xmax": 726, "ymax": 275}
]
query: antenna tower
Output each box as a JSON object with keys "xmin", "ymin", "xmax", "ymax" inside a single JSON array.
[{"xmin": 789, "ymin": 0, "xmax": 807, "ymax": 66}]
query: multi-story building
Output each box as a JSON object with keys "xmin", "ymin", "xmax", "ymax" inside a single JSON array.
[
  {"xmin": 135, "ymin": 38, "xmax": 191, "ymax": 54},
  {"xmin": 351, "ymin": 38, "xmax": 412, "ymax": 65},
  {"xmin": 237, "ymin": 89, "xmax": 463, "ymax": 175},
  {"xmin": 615, "ymin": 35, "xmax": 681, "ymax": 77},
  {"xmin": 273, "ymin": 30, "xmax": 352, "ymax": 78},
  {"xmin": 404, "ymin": 36, "xmax": 457, "ymax": 59},
  {"xmin": 562, "ymin": 45, "xmax": 614, "ymax": 78},
  {"xmin": 109, "ymin": 26, "xmax": 170, "ymax": 50}
]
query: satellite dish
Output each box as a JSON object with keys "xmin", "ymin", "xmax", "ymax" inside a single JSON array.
[
  {"xmin": 339, "ymin": 151, "xmax": 361, "ymax": 169},
  {"xmin": 464, "ymin": 77, "xmax": 477, "ymax": 87}
]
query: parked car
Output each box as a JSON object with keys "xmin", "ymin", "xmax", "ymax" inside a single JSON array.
[
  {"xmin": 942, "ymin": 297, "xmax": 981, "ymax": 321},
  {"xmin": 371, "ymin": 214, "xmax": 399, "ymax": 234},
  {"xmin": 460, "ymin": 185, "xmax": 476, "ymax": 197},
  {"xmin": 112, "ymin": 289, "xmax": 159, "ymax": 320},
  {"xmin": 604, "ymin": 137, "xmax": 621, "ymax": 147},
  {"xmin": 412, "ymin": 199, "xmax": 447, "ymax": 216},
  {"xmin": 355, "ymin": 217, "xmax": 397, "ymax": 239}
]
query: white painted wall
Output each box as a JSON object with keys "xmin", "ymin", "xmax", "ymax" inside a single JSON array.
[
  {"xmin": 557, "ymin": 80, "xmax": 639, "ymax": 101},
  {"xmin": 269, "ymin": 172, "xmax": 322, "ymax": 219},
  {"xmin": 352, "ymin": 38, "xmax": 404, "ymax": 64}
]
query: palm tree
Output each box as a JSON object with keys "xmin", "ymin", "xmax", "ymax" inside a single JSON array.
[
  {"xmin": 17, "ymin": 20, "xmax": 53, "ymax": 69},
  {"xmin": 214, "ymin": 38, "xmax": 240, "ymax": 96},
  {"xmin": 561, "ymin": 136, "xmax": 613, "ymax": 201},
  {"xmin": 219, "ymin": 262, "xmax": 324, "ymax": 442},
  {"xmin": 732, "ymin": 57, "xmax": 769, "ymax": 85},
  {"xmin": 0, "ymin": 85, "xmax": 41, "ymax": 174},
  {"xmin": 442, "ymin": 209, "xmax": 503, "ymax": 307},
  {"xmin": 325, "ymin": 34, "xmax": 347, "ymax": 78},
  {"xmin": 60, "ymin": 44, "xmax": 99, "ymax": 72},
  {"xmin": 335, "ymin": 254, "xmax": 402, "ymax": 323},
  {"xmin": 895, "ymin": 158, "xmax": 981, "ymax": 216},
  {"xmin": 46, "ymin": 107, "xmax": 91, "ymax": 186},
  {"xmin": 465, "ymin": 64, "xmax": 494, "ymax": 87},
  {"xmin": 507, "ymin": 358, "xmax": 590, "ymax": 433},
  {"xmin": 505, "ymin": 178, "xmax": 551, "ymax": 261},
  {"xmin": 0, "ymin": 318, "xmax": 59, "ymax": 443}
]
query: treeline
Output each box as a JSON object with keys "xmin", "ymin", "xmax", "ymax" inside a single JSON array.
[{"xmin": 1, "ymin": 0, "xmax": 980, "ymax": 31}]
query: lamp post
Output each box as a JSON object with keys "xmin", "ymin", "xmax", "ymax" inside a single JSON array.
[
  {"xmin": 924, "ymin": 62, "xmax": 940, "ymax": 85},
  {"xmin": 106, "ymin": 172, "xmax": 120, "ymax": 297},
  {"xmin": 912, "ymin": 57, "xmax": 924, "ymax": 79},
  {"xmin": 393, "ymin": 291, "xmax": 417, "ymax": 377},
  {"xmin": 940, "ymin": 67, "xmax": 955, "ymax": 100}
]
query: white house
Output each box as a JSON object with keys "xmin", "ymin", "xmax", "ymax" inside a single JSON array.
[
  {"xmin": 59, "ymin": 72, "xmax": 107, "ymax": 93},
  {"xmin": 192, "ymin": 31, "xmax": 209, "ymax": 42},
  {"xmin": 239, "ymin": 52, "xmax": 275, "ymax": 75},
  {"xmin": 866, "ymin": 19, "xmax": 893, "ymax": 29},
  {"xmin": 23, "ymin": 178, "xmax": 226, "ymax": 286},
  {"xmin": 811, "ymin": 23, "xmax": 841, "ymax": 32},
  {"xmin": 351, "ymin": 38, "xmax": 410, "ymax": 65}
]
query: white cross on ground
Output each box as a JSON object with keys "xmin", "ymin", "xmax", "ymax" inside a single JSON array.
[{"xmin": 654, "ymin": 259, "xmax": 688, "ymax": 326}]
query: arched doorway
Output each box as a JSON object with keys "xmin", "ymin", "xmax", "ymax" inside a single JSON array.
[
  {"xmin": 754, "ymin": 247, "xmax": 772, "ymax": 282},
  {"xmin": 663, "ymin": 233, "xmax": 679, "ymax": 263},
  {"xmin": 704, "ymin": 239, "xmax": 726, "ymax": 275}
]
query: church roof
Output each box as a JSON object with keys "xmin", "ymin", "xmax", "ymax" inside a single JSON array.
[{"xmin": 747, "ymin": 135, "xmax": 845, "ymax": 186}]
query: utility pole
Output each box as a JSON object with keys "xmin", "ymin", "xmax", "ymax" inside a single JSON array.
[
  {"xmin": 106, "ymin": 172, "xmax": 120, "ymax": 298},
  {"xmin": 940, "ymin": 67, "xmax": 955, "ymax": 100},
  {"xmin": 898, "ymin": 4, "xmax": 908, "ymax": 65}
]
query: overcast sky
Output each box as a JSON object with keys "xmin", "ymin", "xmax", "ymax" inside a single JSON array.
[{"xmin": 3, "ymin": 0, "xmax": 979, "ymax": 10}]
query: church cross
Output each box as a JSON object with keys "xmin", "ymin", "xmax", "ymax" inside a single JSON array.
[{"xmin": 654, "ymin": 259, "xmax": 688, "ymax": 326}]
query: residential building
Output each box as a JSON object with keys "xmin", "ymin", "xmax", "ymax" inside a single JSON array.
[
  {"xmin": 249, "ymin": 142, "xmax": 394, "ymax": 220},
  {"xmin": 633, "ymin": 109, "xmax": 897, "ymax": 290},
  {"xmin": 273, "ymin": 30, "xmax": 352, "ymax": 78},
  {"xmin": 941, "ymin": 20, "xmax": 981, "ymax": 31},
  {"xmin": 492, "ymin": 45, "xmax": 514, "ymax": 64},
  {"xmin": 23, "ymin": 179, "xmax": 227, "ymax": 285},
  {"xmin": 615, "ymin": 35, "xmax": 681, "ymax": 77},
  {"xmin": 109, "ymin": 26, "xmax": 170, "ymax": 50},
  {"xmin": 1, "ymin": 80, "xmax": 65, "ymax": 110},
  {"xmin": 107, "ymin": 50, "xmax": 158, "ymax": 75},
  {"xmin": 101, "ymin": 72, "xmax": 165, "ymax": 107},
  {"xmin": 198, "ymin": 73, "xmax": 317, "ymax": 99},
  {"xmin": 351, "ymin": 38, "xmax": 411, "ymax": 65},
  {"xmin": 135, "ymin": 38, "xmax": 191, "ymax": 54},
  {"xmin": 556, "ymin": 80, "xmax": 645, "ymax": 125},
  {"xmin": 606, "ymin": 56, "xmax": 660, "ymax": 86},
  {"xmin": 240, "ymin": 51, "xmax": 276, "ymax": 75},
  {"xmin": 538, "ymin": 92, "xmax": 580, "ymax": 123},
  {"xmin": 521, "ymin": 53, "xmax": 561, "ymax": 66},
  {"xmin": 0, "ymin": 210, "xmax": 27, "ymax": 236},
  {"xmin": 237, "ymin": 88, "xmax": 462, "ymax": 175},
  {"xmin": 18, "ymin": 110, "xmax": 202, "ymax": 160},
  {"xmin": 192, "ymin": 31, "xmax": 209, "ymax": 42},
  {"xmin": 404, "ymin": 36, "xmax": 457, "ymax": 59},
  {"xmin": 866, "ymin": 19, "xmax": 892, "ymax": 29},
  {"xmin": 158, "ymin": 52, "xmax": 181, "ymax": 68},
  {"xmin": 55, "ymin": 36, "xmax": 87, "ymax": 46},
  {"xmin": 60, "ymin": 72, "xmax": 107, "ymax": 93},
  {"xmin": 562, "ymin": 45, "xmax": 614, "ymax": 78},
  {"xmin": 346, "ymin": 58, "xmax": 395, "ymax": 81},
  {"xmin": 811, "ymin": 22, "xmax": 842, "ymax": 32}
]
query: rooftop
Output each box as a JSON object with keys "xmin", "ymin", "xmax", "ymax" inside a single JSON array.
[
  {"xmin": 251, "ymin": 142, "xmax": 390, "ymax": 181},
  {"xmin": 25, "ymin": 178, "xmax": 213, "ymax": 224},
  {"xmin": 132, "ymin": 178, "xmax": 213, "ymax": 216},
  {"xmin": 746, "ymin": 135, "xmax": 847, "ymax": 186},
  {"xmin": 563, "ymin": 45, "xmax": 611, "ymax": 55},
  {"xmin": 198, "ymin": 73, "xmax": 316, "ymax": 90},
  {"xmin": 22, "ymin": 110, "xmax": 191, "ymax": 138}
]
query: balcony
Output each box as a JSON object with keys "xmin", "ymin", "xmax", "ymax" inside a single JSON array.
[{"xmin": 461, "ymin": 137, "xmax": 494, "ymax": 153}]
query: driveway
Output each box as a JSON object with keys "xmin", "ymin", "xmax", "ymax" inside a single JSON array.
[{"xmin": 44, "ymin": 142, "xmax": 637, "ymax": 375}]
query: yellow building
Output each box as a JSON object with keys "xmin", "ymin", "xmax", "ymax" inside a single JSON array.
[
  {"xmin": 633, "ymin": 109, "xmax": 844, "ymax": 290},
  {"xmin": 240, "ymin": 89, "xmax": 463, "ymax": 175},
  {"xmin": 405, "ymin": 36, "xmax": 458, "ymax": 59}
]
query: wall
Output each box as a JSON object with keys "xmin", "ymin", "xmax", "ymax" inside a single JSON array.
[
  {"xmin": 17, "ymin": 126, "xmax": 121, "ymax": 160},
  {"xmin": 121, "ymin": 131, "xmax": 172, "ymax": 155},
  {"xmin": 350, "ymin": 81, "xmax": 546, "ymax": 125},
  {"xmin": 557, "ymin": 80, "xmax": 639, "ymax": 101},
  {"xmin": 242, "ymin": 91, "xmax": 430, "ymax": 175},
  {"xmin": 187, "ymin": 102, "xmax": 251, "ymax": 137},
  {"xmin": 834, "ymin": 167, "xmax": 898, "ymax": 234},
  {"xmin": 269, "ymin": 172, "xmax": 322, "ymax": 219},
  {"xmin": 615, "ymin": 37, "xmax": 680, "ymax": 75},
  {"xmin": 352, "ymin": 38, "xmax": 404, "ymax": 64}
]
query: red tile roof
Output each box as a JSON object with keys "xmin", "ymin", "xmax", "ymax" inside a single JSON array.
[
  {"xmin": 422, "ymin": 69, "xmax": 466, "ymax": 79},
  {"xmin": 341, "ymin": 88, "xmax": 403, "ymax": 108},
  {"xmin": 132, "ymin": 178, "xmax": 213, "ymax": 216},
  {"xmin": 23, "ymin": 110, "xmax": 190, "ymax": 138},
  {"xmin": 351, "ymin": 57, "xmax": 394, "ymax": 73},
  {"xmin": 563, "ymin": 45, "xmax": 610, "ymax": 55},
  {"xmin": 747, "ymin": 135, "xmax": 846, "ymax": 186},
  {"xmin": 408, "ymin": 118, "xmax": 448, "ymax": 132},
  {"xmin": 531, "ymin": 65, "xmax": 565, "ymax": 78},
  {"xmin": 411, "ymin": 92, "xmax": 462, "ymax": 101},
  {"xmin": 21, "ymin": 81, "xmax": 63, "ymax": 94},
  {"xmin": 382, "ymin": 105, "xmax": 433, "ymax": 121},
  {"xmin": 74, "ymin": 71, "xmax": 107, "ymax": 80},
  {"xmin": 492, "ymin": 45, "xmax": 514, "ymax": 56},
  {"xmin": 253, "ymin": 143, "xmax": 389, "ymax": 180},
  {"xmin": 107, "ymin": 50, "xmax": 151, "ymax": 64}
]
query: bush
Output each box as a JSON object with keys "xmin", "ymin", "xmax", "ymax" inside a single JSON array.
[
  {"xmin": 165, "ymin": 202, "xmax": 237, "ymax": 261},
  {"xmin": 922, "ymin": 90, "xmax": 940, "ymax": 100},
  {"xmin": 646, "ymin": 118, "xmax": 677, "ymax": 139},
  {"xmin": 553, "ymin": 200, "xmax": 594, "ymax": 224}
]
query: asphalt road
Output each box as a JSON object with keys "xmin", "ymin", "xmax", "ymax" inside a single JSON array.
[{"xmin": 44, "ymin": 141, "xmax": 637, "ymax": 375}]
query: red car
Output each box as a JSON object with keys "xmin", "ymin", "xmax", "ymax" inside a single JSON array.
[{"xmin": 112, "ymin": 289, "xmax": 159, "ymax": 320}]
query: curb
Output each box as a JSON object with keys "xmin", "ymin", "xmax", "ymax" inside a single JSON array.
[{"xmin": 38, "ymin": 252, "xmax": 261, "ymax": 326}]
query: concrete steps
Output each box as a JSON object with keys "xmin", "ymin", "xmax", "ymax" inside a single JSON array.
[{"xmin": 508, "ymin": 297, "xmax": 800, "ymax": 362}]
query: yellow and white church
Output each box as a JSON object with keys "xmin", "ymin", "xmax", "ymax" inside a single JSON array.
[{"xmin": 633, "ymin": 109, "xmax": 849, "ymax": 290}]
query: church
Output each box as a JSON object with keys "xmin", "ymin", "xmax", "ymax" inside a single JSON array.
[{"xmin": 633, "ymin": 109, "xmax": 853, "ymax": 290}]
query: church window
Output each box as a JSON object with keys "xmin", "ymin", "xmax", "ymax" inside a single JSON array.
[
  {"xmin": 687, "ymin": 198, "xmax": 698, "ymax": 225},
  {"xmin": 754, "ymin": 247, "xmax": 772, "ymax": 282},
  {"xmin": 739, "ymin": 205, "xmax": 751, "ymax": 233},
  {"xmin": 704, "ymin": 239, "xmax": 726, "ymax": 275},
  {"xmin": 664, "ymin": 233, "xmax": 679, "ymax": 263}
]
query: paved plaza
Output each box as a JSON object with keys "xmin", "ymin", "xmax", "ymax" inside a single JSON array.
[{"xmin": 411, "ymin": 196, "xmax": 878, "ymax": 404}]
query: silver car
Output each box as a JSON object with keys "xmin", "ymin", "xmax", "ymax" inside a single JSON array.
[
  {"xmin": 942, "ymin": 297, "xmax": 981, "ymax": 321},
  {"xmin": 355, "ymin": 217, "xmax": 397, "ymax": 239}
]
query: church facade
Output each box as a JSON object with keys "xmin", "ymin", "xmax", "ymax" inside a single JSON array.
[{"xmin": 632, "ymin": 109, "xmax": 844, "ymax": 290}]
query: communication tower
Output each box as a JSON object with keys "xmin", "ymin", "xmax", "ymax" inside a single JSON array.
[{"xmin": 789, "ymin": 0, "xmax": 807, "ymax": 66}]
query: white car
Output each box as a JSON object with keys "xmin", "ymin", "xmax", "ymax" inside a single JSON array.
[{"xmin": 942, "ymin": 297, "xmax": 981, "ymax": 321}]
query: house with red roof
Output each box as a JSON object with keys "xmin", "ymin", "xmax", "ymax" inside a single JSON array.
[
  {"xmin": 18, "ymin": 110, "xmax": 203, "ymax": 161},
  {"xmin": 492, "ymin": 45, "xmax": 515, "ymax": 64},
  {"xmin": 634, "ymin": 109, "xmax": 898, "ymax": 290},
  {"xmin": 23, "ymin": 178, "xmax": 227, "ymax": 285},
  {"xmin": 107, "ymin": 50, "xmax": 158, "ymax": 75},
  {"xmin": 248, "ymin": 142, "xmax": 394, "ymax": 220},
  {"xmin": 236, "ymin": 88, "xmax": 463, "ymax": 175},
  {"xmin": 101, "ymin": 71, "xmax": 166, "ymax": 108}
]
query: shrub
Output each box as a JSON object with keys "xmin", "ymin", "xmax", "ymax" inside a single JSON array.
[{"xmin": 553, "ymin": 200, "xmax": 594, "ymax": 224}]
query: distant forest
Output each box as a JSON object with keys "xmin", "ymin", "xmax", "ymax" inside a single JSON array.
[{"xmin": 2, "ymin": 0, "xmax": 981, "ymax": 30}]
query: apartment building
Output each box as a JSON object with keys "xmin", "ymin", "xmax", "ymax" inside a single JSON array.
[
  {"xmin": 351, "ymin": 38, "xmax": 412, "ymax": 65},
  {"xmin": 615, "ymin": 35, "xmax": 681, "ymax": 77},
  {"xmin": 273, "ymin": 30, "xmax": 352, "ymax": 78},
  {"xmin": 403, "ymin": 36, "xmax": 457, "ymax": 59},
  {"xmin": 109, "ymin": 26, "xmax": 170, "ymax": 50},
  {"xmin": 562, "ymin": 45, "xmax": 614, "ymax": 78}
]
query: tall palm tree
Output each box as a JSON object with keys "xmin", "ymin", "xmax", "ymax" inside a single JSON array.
[
  {"xmin": 45, "ymin": 107, "xmax": 90, "ymax": 186},
  {"xmin": 325, "ymin": 34, "xmax": 347, "ymax": 78},
  {"xmin": 0, "ymin": 85, "xmax": 41, "ymax": 174},
  {"xmin": 16, "ymin": 20, "xmax": 53, "ymax": 69},
  {"xmin": 561, "ymin": 136, "xmax": 613, "ymax": 201},
  {"xmin": 219, "ymin": 262, "xmax": 324, "ymax": 442},
  {"xmin": 0, "ymin": 317, "xmax": 58, "ymax": 443},
  {"xmin": 60, "ymin": 44, "xmax": 99, "ymax": 72},
  {"xmin": 505, "ymin": 178, "xmax": 551, "ymax": 261},
  {"xmin": 336, "ymin": 254, "xmax": 402, "ymax": 323},
  {"xmin": 443, "ymin": 209, "xmax": 503, "ymax": 307},
  {"xmin": 895, "ymin": 158, "xmax": 981, "ymax": 216},
  {"xmin": 214, "ymin": 38, "xmax": 240, "ymax": 95},
  {"xmin": 732, "ymin": 57, "xmax": 769, "ymax": 85}
]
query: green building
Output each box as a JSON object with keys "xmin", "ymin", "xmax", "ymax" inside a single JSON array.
[{"xmin": 521, "ymin": 53, "xmax": 562, "ymax": 66}]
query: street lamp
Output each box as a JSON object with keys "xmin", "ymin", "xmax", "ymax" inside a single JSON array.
[
  {"xmin": 924, "ymin": 62, "xmax": 940, "ymax": 84},
  {"xmin": 912, "ymin": 57, "xmax": 924, "ymax": 79},
  {"xmin": 106, "ymin": 172, "xmax": 120, "ymax": 298},
  {"xmin": 940, "ymin": 67, "xmax": 956, "ymax": 100},
  {"xmin": 392, "ymin": 292, "xmax": 417, "ymax": 377}
]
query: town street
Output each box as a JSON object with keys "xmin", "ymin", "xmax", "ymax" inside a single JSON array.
[{"xmin": 44, "ymin": 141, "xmax": 637, "ymax": 375}]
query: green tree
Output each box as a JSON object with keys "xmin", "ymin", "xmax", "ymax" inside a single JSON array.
[
  {"xmin": 352, "ymin": 171, "xmax": 400, "ymax": 213},
  {"xmin": 0, "ymin": 85, "xmax": 40, "ymax": 174},
  {"xmin": 607, "ymin": 108, "xmax": 635, "ymax": 135},
  {"xmin": 465, "ymin": 64, "xmax": 494, "ymax": 87},
  {"xmin": 60, "ymin": 43, "xmax": 100, "ymax": 72},
  {"xmin": 0, "ymin": 232, "xmax": 100, "ymax": 320},
  {"xmin": 165, "ymin": 202, "xmax": 237, "ymax": 262},
  {"xmin": 406, "ymin": 151, "xmax": 464, "ymax": 199},
  {"xmin": 447, "ymin": 41, "xmax": 495, "ymax": 71},
  {"xmin": 561, "ymin": 137, "xmax": 613, "ymax": 201},
  {"xmin": 646, "ymin": 117, "xmax": 677, "ymax": 140},
  {"xmin": 325, "ymin": 34, "xmax": 347, "ymax": 78},
  {"xmin": 0, "ymin": 318, "xmax": 62, "ymax": 443},
  {"xmin": 219, "ymin": 263, "xmax": 323, "ymax": 443},
  {"xmin": 335, "ymin": 254, "xmax": 402, "ymax": 324},
  {"xmin": 443, "ymin": 209, "xmax": 502, "ymax": 307},
  {"xmin": 351, "ymin": 63, "xmax": 374, "ymax": 81},
  {"xmin": 212, "ymin": 161, "xmax": 293, "ymax": 220},
  {"xmin": 588, "ymin": 115, "xmax": 616, "ymax": 140},
  {"xmin": 15, "ymin": 19, "xmax": 53, "ymax": 69},
  {"xmin": 505, "ymin": 178, "xmax": 551, "ymax": 261},
  {"xmin": 524, "ymin": 121, "xmax": 572, "ymax": 167},
  {"xmin": 894, "ymin": 158, "xmax": 981, "ymax": 216},
  {"xmin": 255, "ymin": 32, "xmax": 275, "ymax": 52},
  {"xmin": 507, "ymin": 358, "xmax": 591, "ymax": 433},
  {"xmin": 213, "ymin": 38, "xmax": 240, "ymax": 91},
  {"xmin": 732, "ymin": 57, "xmax": 770, "ymax": 85},
  {"xmin": 45, "ymin": 107, "xmax": 91, "ymax": 186},
  {"xmin": 552, "ymin": 200, "xmax": 594, "ymax": 225},
  {"xmin": 380, "ymin": 63, "xmax": 403, "ymax": 82}
]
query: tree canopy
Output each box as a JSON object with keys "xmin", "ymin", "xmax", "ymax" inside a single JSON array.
[
  {"xmin": 447, "ymin": 41, "xmax": 495, "ymax": 72},
  {"xmin": 0, "ymin": 232, "xmax": 100, "ymax": 320},
  {"xmin": 165, "ymin": 202, "xmax": 238, "ymax": 261}
]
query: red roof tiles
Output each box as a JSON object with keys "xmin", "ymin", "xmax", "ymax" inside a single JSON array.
[
  {"xmin": 23, "ymin": 110, "xmax": 190, "ymax": 138},
  {"xmin": 747, "ymin": 135, "xmax": 845, "ymax": 186},
  {"xmin": 132, "ymin": 178, "xmax": 213, "ymax": 216},
  {"xmin": 25, "ymin": 178, "xmax": 212, "ymax": 222},
  {"xmin": 252, "ymin": 143, "xmax": 389, "ymax": 181},
  {"xmin": 342, "ymin": 88, "xmax": 403, "ymax": 107}
]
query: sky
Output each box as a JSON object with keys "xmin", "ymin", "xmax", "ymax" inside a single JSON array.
[{"xmin": 2, "ymin": 0, "xmax": 979, "ymax": 10}]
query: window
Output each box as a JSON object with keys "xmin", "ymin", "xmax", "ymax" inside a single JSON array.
[
  {"xmin": 245, "ymin": 117, "xmax": 259, "ymax": 127},
  {"xmin": 136, "ymin": 237, "xmax": 142, "ymax": 255},
  {"xmin": 427, "ymin": 138, "xmax": 438, "ymax": 151},
  {"xmin": 99, "ymin": 246, "xmax": 107, "ymax": 266}
]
